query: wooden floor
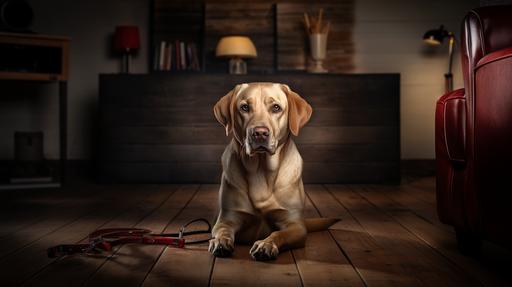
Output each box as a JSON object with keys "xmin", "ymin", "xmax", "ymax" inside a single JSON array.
[{"xmin": 0, "ymin": 177, "xmax": 510, "ymax": 287}]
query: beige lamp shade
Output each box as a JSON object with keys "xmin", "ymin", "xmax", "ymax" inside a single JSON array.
[{"xmin": 215, "ymin": 36, "xmax": 257, "ymax": 58}]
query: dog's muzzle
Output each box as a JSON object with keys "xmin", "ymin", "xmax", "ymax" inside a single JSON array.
[{"xmin": 246, "ymin": 126, "xmax": 276, "ymax": 155}]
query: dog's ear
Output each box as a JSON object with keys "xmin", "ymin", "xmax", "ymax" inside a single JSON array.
[
  {"xmin": 282, "ymin": 84, "xmax": 312, "ymax": 136},
  {"xmin": 213, "ymin": 84, "xmax": 246, "ymax": 136}
]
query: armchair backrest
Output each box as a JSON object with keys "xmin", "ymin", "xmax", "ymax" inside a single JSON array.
[
  {"xmin": 461, "ymin": 6, "xmax": 512, "ymax": 92},
  {"xmin": 459, "ymin": 5, "xmax": 512, "ymax": 245}
]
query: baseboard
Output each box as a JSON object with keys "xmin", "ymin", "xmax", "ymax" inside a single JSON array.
[{"xmin": 401, "ymin": 159, "xmax": 435, "ymax": 178}]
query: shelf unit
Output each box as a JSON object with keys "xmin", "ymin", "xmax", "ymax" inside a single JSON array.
[
  {"xmin": 0, "ymin": 32, "xmax": 69, "ymax": 190},
  {"xmin": 150, "ymin": 1, "xmax": 205, "ymax": 72}
]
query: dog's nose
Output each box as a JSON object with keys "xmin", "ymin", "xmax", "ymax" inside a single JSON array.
[{"xmin": 251, "ymin": 126, "xmax": 269, "ymax": 142}]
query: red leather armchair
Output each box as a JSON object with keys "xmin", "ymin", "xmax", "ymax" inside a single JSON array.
[{"xmin": 436, "ymin": 6, "xmax": 512, "ymax": 254}]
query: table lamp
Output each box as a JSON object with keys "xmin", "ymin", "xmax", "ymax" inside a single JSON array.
[
  {"xmin": 423, "ymin": 25, "xmax": 455, "ymax": 92},
  {"xmin": 215, "ymin": 36, "xmax": 257, "ymax": 74},
  {"xmin": 114, "ymin": 26, "xmax": 140, "ymax": 73}
]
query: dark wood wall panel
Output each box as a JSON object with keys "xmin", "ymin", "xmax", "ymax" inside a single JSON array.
[
  {"xmin": 153, "ymin": 1, "xmax": 203, "ymax": 39},
  {"xmin": 98, "ymin": 74, "xmax": 399, "ymax": 183},
  {"xmin": 102, "ymin": 126, "xmax": 396, "ymax": 145},
  {"xmin": 102, "ymin": 143, "xmax": 397, "ymax": 163},
  {"xmin": 277, "ymin": 1, "xmax": 355, "ymax": 72},
  {"xmin": 204, "ymin": 2, "xmax": 275, "ymax": 73},
  {"xmin": 101, "ymin": 106, "xmax": 397, "ymax": 126}
]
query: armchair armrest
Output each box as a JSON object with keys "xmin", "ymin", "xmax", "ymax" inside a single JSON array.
[{"xmin": 436, "ymin": 88, "xmax": 466, "ymax": 163}]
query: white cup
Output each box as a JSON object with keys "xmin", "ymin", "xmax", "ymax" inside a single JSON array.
[{"xmin": 308, "ymin": 33, "xmax": 328, "ymax": 73}]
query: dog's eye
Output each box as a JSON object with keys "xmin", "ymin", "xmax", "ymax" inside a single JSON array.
[
  {"xmin": 272, "ymin": 104, "xmax": 282, "ymax": 113},
  {"xmin": 240, "ymin": 104, "xmax": 250, "ymax": 112}
]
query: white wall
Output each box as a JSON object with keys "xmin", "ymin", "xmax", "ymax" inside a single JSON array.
[
  {"xmin": 0, "ymin": 0, "xmax": 479, "ymax": 160},
  {"xmin": 353, "ymin": 0, "xmax": 478, "ymax": 158}
]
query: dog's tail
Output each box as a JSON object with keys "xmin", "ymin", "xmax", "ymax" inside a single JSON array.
[{"xmin": 304, "ymin": 218, "xmax": 340, "ymax": 233}]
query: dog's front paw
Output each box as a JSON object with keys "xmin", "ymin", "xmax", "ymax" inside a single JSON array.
[
  {"xmin": 249, "ymin": 240, "xmax": 279, "ymax": 261},
  {"xmin": 209, "ymin": 237, "xmax": 234, "ymax": 257}
]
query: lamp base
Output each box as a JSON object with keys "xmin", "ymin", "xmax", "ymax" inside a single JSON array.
[
  {"xmin": 121, "ymin": 53, "xmax": 132, "ymax": 73},
  {"xmin": 229, "ymin": 57, "xmax": 247, "ymax": 74},
  {"xmin": 444, "ymin": 73, "xmax": 453, "ymax": 93}
]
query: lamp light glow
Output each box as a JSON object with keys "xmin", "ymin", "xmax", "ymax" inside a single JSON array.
[{"xmin": 423, "ymin": 25, "xmax": 449, "ymax": 45}]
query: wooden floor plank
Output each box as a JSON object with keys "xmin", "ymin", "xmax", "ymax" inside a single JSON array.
[
  {"xmin": 0, "ymin": 186, "xmax": 115, "ymax": 258},
  {"xmin": 292, "ymin": 185, "xmax": 365, "ymax": 287},
  {"xmin": 20, "ymin": 185, "xmax": 193, "ymax": 287},
  {"xmin": 404, "ymin": 177, "xmax": 436, "ymax": 193},
  {"xmin": 325, "ymin": 184, "xmax": 481, "ymax": 287},
  {"xmin": 356, "ymin": 185, "xmax": 509, "ymax": 287},
  {"xmin": 0, "ymin": 184, "xmax": 107, "ymax": 239},
  {"xmin": 0, "ymin": 177, "xmax": 506, "ymax": 287},
  {"xmin": 0, "ymin": 196, "xmax": 72, "ymax": 239},
  {"xmin": 3, "ymin": 185, "xmax": 176, "ymax": 287},
  {"xmin": 141, "ymin": 184, "xmax": 218, "ymax": 287},
  {"xmin": 211, "ymin": 244, "xmax": 302, "ymax": 287},
  {"xmin": 398, "ymin": 182, "xmax": 436, "ymax": 206},
  {"xmin": 82, "ymin": 185, "xmax": 200, "ymax": 287},
  {"xmin": 366, "ymin": 184, "xmax": 449, "ymax": 232},
  {"xmin": 308, "ymin": 185, "xmax": 416, "ymax": 286}
]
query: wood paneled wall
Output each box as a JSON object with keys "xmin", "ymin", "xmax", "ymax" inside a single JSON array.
[
  {"xmin": 151, "ymin": 0, "xmax": 355, "ymax": 73},
  {"xmin": 98, "ymin": 74, "xmax": 399, "ymax": 183},
  {"xmin": 277, "ymin": 1, "xmax": 355, "ymax": 72}
]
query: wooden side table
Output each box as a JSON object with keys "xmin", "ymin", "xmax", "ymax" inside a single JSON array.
[{"xmin": 0, "ymin": 32, "xmax": 69, "ymax": 188}]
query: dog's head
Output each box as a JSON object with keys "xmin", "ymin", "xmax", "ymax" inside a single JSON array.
[{"xmin": 214, "ymin": 82, "xmax": 312, "ymax": 156}]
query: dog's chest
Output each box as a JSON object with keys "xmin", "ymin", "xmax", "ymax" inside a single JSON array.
[
  {"xmin": 245, "ymin": 157, "xmax": 283, "ymax": 213},
  {"xmin": 247, "ymin": 173, "xmax": 282, "ymax": 213}
]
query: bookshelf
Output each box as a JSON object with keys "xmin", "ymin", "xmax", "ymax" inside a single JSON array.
[
  {"xmin": 0, "ymin": 32, "xmax": 69, "ymax": 80},
  {"xmin": 151, "ymin": 1, "xmax": 204, "ymax": 72}
]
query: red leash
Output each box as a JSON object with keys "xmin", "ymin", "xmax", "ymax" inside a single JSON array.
[{"xmin": 47, "ymin": 218, "xmax": 212, "ymax": 258}]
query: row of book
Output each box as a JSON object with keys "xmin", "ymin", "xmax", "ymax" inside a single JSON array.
[{"xmin": 153, "ymin": 40, "xmax": 201, "ymax": 71}]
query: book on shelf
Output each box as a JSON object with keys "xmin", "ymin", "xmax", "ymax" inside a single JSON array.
[
  {"xmin": 165, "ymin": 44, "xmax": 172, "ymax": 70},
  {"xmin": 153, "ymin": 40, "xmax": 200, "ymax": 72},
  {"xmin": 188, "ymin": 43, "xmax": 200, "ymax": 70},
  {"xmin": 159, "ymin": 41, "xmax": 166, "ymax": 71},
  {"xmin": 175, "ymin": 40, "xmax": 181, "ymax": 71},
  {"xmin": 180, "ymin": 42, "xmax": 186, "ymax": 70}
]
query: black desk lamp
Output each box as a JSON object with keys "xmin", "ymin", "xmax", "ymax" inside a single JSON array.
[{"xmin": 423, "ymin": 25, "xmax": 455, "ymax": 92}]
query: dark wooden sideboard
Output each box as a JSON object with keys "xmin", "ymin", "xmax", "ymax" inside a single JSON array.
[{"xmin": 98, "ymin": 73, "xmax": 399, "ymax": 183}]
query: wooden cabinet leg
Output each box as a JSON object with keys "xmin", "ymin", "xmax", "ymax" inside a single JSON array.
[{"xmin": 59, "ymin": 81, "xmax": 68, "ymax": 184}]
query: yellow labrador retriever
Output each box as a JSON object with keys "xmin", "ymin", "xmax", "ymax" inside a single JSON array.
[{"xmin": 210, "ymin": 82, "xmax": 338, "ymax": 261}]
